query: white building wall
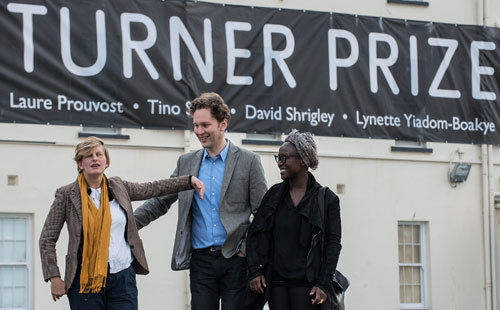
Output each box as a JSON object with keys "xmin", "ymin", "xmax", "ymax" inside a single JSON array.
[
  {"xmin": 1, "ymin": 0, "xmax": 499, "ymax": 310},
  {"xmin": 0, "ymin": 123, "xmax": 495, "ymax": 310}
]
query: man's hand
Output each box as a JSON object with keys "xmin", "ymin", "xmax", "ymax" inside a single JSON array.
[
  {"xmin": 191, "ymin": 176, "xmax": 205, "ymax": 199},
  {"xmin": 249, "ymin": 275, "xmax": 266, "ymax": 294},
  {"xmin": 50, "ymin": 276, "xmax": 66, "ymax": 301}
]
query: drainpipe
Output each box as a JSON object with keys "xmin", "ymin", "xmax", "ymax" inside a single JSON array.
[
  {"xmin": 184, "ymin": 129, "xmax": 190, "ymax": 309},
  {"xmin": 490, "ymin": 145, "xmax": 498, "ymax": 310},
  {"xmin": 483, "ymin": 145, "xmax": 493, "ymax": 310}
]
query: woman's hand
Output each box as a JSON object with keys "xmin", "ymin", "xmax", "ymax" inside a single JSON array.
[
  {"xmin": 50, "ymin": 276, "xmax": 66, "ymax": 301},
  {"xmin": 249, "ymin": 275, "xmax": 266, "ymax": 294},
  {"xmin": 309, "ymin": 286, "xmax": 327, "ymax": 305},
  {"xmin": 191, "ymin": 176, "xmax": 205, "ymax": 199}
]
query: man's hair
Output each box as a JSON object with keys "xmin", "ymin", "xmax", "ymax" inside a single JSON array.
[
  {"xmin": 189, "ymin": 92, "xmax": 231, "ymax": 123},
  {"xmin": 74, "ymin": 136, "xmax": 110, "ymax": 173}
]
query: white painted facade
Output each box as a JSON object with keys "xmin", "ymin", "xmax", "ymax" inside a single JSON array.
[{"xmin": 1, "ymin": 0, "xmax": 500, "ymax": 310}]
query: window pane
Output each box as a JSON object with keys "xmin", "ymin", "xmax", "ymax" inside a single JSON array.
[
  {"xmin": 0, "ymin": 241, "xmax": 4, "ymax": 262},
  {"xmin": 0, "ymin": 240, "xmax": 15, "ymax": 262},
  {"xmin": 14, "ymin": 218, "xmax": 26, "ymax": 240},
  {"xmin": 13, "ymin": 287, "xmax": 25, "ymax": 307},
  {"xmin": 0, "ymin": 266, "xmax": 13, "ymax": 286},
  {"xmin": 0, "ymin": 287, "xmax": 13, "ymax": 307},
  {"xmin": 412, "ymin": 225, "xmax": 420, "ymax": 243},
  {"xmin": 404, "ymin": 245, "xmax": 412, "ymax": 263},
  {"xmin": 13, "ymin": 266, "xmax": 26, "ymax": 287},
  {"xmin": 412, "ymin": 267, "xmax": 421, "ymax": 284},
  {"xmin": 403, "ymin": 225, "xmax": 412, "ymax": 243},
  {"xmin": 404, "ymin": 285, "xmax": 412, "ymax": 303},
  {"xmin": 14, "ymin": 241, "xmax": 27, "ymax": 262},
  {"xmin": 413, "ymin": 285, "xmax": 422, "ymax": 303},
  {"xmin": 2, "ymin": 219, "xmax": 14, "ymax": 240},
  {"xmin": 399, "ymin": 245, "xmax": 404, "ymax": 263},
  {"xmin": 404, "ymin": 267, "xmax": 412, "ymax": 284},
  {"xmin": 414, "ymin": 245, "xmax": 421, "ymax": 264}
]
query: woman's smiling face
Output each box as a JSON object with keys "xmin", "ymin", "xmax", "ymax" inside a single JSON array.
[{"xmin": 277, "ymin": 142, "xmax": 304, "ymax": 180}]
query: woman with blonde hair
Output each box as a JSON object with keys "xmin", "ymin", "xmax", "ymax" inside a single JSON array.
[{"xmin": 39, "ymin": 136, "xmax": 204, "ymax": 309}]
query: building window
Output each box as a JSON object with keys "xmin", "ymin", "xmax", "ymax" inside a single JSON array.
[
  {"xmin": 398, "ymin": 222, "xmax": 427, "ymax": 309},
  {"xmin": 78, "ymin": 126, "xmax": 129, "ymax": 139},
  {"xmin": 242, "ymin": 133, "xmax": 283, "ymax": 146},
  {"xmin": 387, "ymin": 0, "xmax": 429, "ymax": 7},
  {"xmin": 0, "ymin": 215, "xmax": 31, "ymax": 310},
  {"xmin": 391, "ymin": 140, "xmax": 433, "ymax": 153}
]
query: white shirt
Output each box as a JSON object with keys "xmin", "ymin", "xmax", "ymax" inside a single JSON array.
[{"xmin": 89, "ymin": 188, "xmax": 133, "ymax": 274}]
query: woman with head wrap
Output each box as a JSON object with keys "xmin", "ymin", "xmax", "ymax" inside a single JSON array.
[{"xmin": 246, "ymin": 130, "xmax": 342, "ymax": 310}]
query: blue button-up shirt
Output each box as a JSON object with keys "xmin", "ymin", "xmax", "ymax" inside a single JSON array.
[{"xmin": 191, "ymin": 140, "xmax": 230, "ymax": 249}]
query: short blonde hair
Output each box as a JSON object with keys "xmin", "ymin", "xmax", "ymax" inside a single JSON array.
[{"xmin": 74, "ymin": 136, "xmax": 110, "ymax": 173}]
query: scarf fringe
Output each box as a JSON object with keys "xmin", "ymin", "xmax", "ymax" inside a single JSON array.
[{"xmin": 79, "ymin": 275, "xmax": 107, "ymax": 294}]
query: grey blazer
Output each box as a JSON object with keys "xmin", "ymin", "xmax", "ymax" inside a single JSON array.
[
  {"xmin": 134, "ymin": 142, "xmax": 267, "ymax": 271},
  {"xmin": 39, "ymin": 175, "xmax": 191, "ymax": 290}
]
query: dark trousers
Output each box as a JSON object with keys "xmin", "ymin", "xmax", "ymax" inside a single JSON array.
[
  {"xmin": 67, "ymin": 265, "xmax": 138, "ymax": 310},
  {"xmin": 269, "ymin": 286, "xmax": 320, "ymax": 310},
  {"xmin": 190, "ymin": 248, "xmax": 247, "ymax": 310}
]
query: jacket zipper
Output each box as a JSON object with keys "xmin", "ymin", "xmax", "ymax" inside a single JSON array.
[{"xmin": 307, "ymin": 230, "xmax": 321, "ymax": 261}]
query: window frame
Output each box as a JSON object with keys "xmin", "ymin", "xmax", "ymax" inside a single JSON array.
[
  {"xmin": 0, "ymin": 214, "xmax": 32, "ymax": 310},
  {"xmin": 398, "ymin": 222, "xmax": 428, "ymax": 310}
]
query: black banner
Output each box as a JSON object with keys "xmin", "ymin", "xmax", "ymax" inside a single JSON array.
[{"xmin": 1, "ymin": 0, "xmax": 500, "ymax": 144}]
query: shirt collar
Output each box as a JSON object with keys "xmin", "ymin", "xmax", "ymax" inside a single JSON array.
[
  {"xmin": 203, "ymin": 139, "xmax": 230, "ymax": 162},
  {"xmin": 86, "ymin": 182, "xmax": 114, "ymax": 201}
]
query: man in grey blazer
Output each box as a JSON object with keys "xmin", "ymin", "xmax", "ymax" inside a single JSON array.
[{"xmin": 134, "ymin": 92, "xmax": 267, "ymax": 310}]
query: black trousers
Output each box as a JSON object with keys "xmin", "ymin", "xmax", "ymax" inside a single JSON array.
[
  {"xmin": 269, "ymin": 286, "xmax": 320, "ymax": 310},
  {"xmin": 67, "ymin": 265, "xmax": 138, "ymax": 310},
  {"xmin": 190, "ymin": 248, "xmax": 247, "ymax": 310}
]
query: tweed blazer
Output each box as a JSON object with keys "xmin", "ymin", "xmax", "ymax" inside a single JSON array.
[
  {"xmin": 39, "ymin": 175, "xmax": 191, "ymax": 290},
  {"xmin": 134, "ymin": 142, "xmax": 267, "ymax": 271}
]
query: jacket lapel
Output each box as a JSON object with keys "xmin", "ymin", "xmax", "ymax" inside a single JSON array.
[
  {"xmin": 219, "ymin": 143, "xmax": 239, "ymax": 205},
  {"xmin": 190, "ymin": 149, "xmax": 204, "ymax": 176},
  {"xmin": 69, "ymin": 180, "xmax": 82, "ymax": 222},
  {"xmin": 108, "ymin": 180, "xmax": 127, "ymax": 212},
  {"xmin": 185, "ymin": 149, "xmax": 204, "ymax": 208}
]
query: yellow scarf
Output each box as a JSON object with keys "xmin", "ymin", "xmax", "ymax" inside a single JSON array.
[{"xmin": 78, "ymin": 173, "xmax": 111, "ymax": 293}]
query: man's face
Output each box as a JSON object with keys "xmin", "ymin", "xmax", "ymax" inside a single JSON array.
[{"xmin": 193, "ymin": 108, "xmax": 227, "ymax": 151}]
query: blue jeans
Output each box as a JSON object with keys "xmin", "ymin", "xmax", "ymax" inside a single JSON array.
[
  {"xmin": 190, "ymin": 248, "xmax": 247, "ymax": 310},
  {"xmin": 67, "ymin": 265, "xmax": 138, "ymax": 310}
]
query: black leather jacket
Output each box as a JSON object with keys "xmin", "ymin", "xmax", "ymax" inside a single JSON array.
[{"xmin": 247, "ymin": 173, "xmax": 341, "ymax": 296}]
